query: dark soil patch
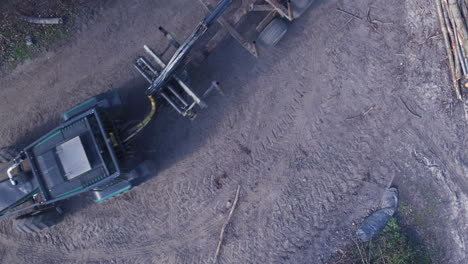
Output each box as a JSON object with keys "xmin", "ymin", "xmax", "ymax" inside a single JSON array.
[{"xmin": 0, "ymin": 0, "xmax": 88, "ymax": 64}]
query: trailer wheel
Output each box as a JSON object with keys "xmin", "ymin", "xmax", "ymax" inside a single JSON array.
[
  {"xmin": 291, "ymin": 0, "xmax": 316, "ymax": 17},
  {"xmin": 0, "ymin": 147, "xmax": 17, "ymax": 182},
  {"xmin": 257, "ymin": 18, "xmax": 289, "ymax": 47},
  {"xmin": 14, "ymin": 207, "xmax": 63, "ymax": 233}
]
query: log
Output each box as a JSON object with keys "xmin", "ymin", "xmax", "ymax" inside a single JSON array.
[{"xmin": 19, "ymin": 15, "xmax": 63, "ymax": 25}]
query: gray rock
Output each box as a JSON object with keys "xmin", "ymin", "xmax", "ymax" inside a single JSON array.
[
  {"xmin": 25, "ymin": 36, "xmax": 33, "ymax": 46},
  {"xmin": 357, "ymin": 187, "xmax": 399, "ymax": 242}
]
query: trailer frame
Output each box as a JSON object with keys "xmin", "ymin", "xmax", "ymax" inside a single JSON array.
[{"xmin": 134, "ymin": 0, "xmax": 314, "ymax": 119}]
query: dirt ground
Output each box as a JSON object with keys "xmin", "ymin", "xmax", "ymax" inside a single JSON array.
[{"xmin": 0, "ymin": 0, "xmax": 466, "ymax": 263}]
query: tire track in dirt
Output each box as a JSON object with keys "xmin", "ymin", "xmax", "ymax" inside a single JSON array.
[{"xmin": 1, "ymin": 195, "xmax": 226, "ymax": 261}]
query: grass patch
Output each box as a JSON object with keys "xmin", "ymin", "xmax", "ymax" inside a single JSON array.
[
  {"xmin": 12, "ymin": 42, "xmax": 32, "ymax": 60},
  {"xmin": 329, "ymin": 217, "xmax": 431, "ymax": 264}
]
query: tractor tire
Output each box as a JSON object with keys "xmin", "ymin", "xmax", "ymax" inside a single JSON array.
[
  {"xmin": 291, "ymin": 0, "xmax": 316, "ymax": 17},
  {"xmin": 0, "ymin": 147, "xmax": 16, "ymax": 182},
  {"xmin": 257, "ymin": 18, "xmax": 289, "ymax": 47},
  {"xmin": 14, "ymin": 208, "xmax": 63, "ymax": 233}
]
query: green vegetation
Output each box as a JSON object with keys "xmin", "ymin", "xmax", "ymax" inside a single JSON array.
[
  {"xmin": 2, "ymin": 23, "xmax": 70, "ymax": 63},
  {"xmin": 12, "ymin": 42, "xmax": 33, "ymax": 60},
  {"xmin": 329, "ymin": 217, "xmax": 431, "ymax": 264},
  {"xmin": 43, "ymin": 26, "xmax": 69, "ymax": 43}
]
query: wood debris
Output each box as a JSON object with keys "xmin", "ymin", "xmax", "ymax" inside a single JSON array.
[
  {"xmin": 214, "ymin": 185, "xmax": 241, "ymax": 263},
  {"xmin": 435, "ymin": 0, "xmax": 468, "ymax": 100}
]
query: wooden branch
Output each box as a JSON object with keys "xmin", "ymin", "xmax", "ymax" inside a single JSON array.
[
  {"xmin": 214, "ymin": 185, "xmax": 241, "ymax": 262},
  {"xmin": 400, "ymin": 97, "xmax": 422, "ymax": 118},
  {"xmin": 336, "ymin": 8, "xmax": 363, "ymax": 20}
]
